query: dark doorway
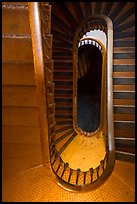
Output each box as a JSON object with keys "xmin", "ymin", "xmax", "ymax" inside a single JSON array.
[{"xmin": 77, "ymin": 43, "xmax": 102, "ymax": 132}]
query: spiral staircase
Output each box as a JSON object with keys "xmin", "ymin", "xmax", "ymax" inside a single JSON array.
[
  {"xmin": 49, "ymin": 2, "xmax": 135, "ymax": 190},
  {"xmin": 51, "ymin": 2, "xmax": 135, "ymax": 155},
  {"xmin": 2, "ymin": 1, "xmax": 135, "ymax": 196}
]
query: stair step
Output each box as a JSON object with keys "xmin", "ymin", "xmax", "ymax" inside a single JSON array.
[
  {"xmin": 2, "ymin": 3, "xmax": 30, "ymax": 34},
  {"xmin": 54, "ymin": 67, "xmax": 73, "ymax": 72},
  {"xmin": 56, "ymin": 117, "xmax": 72, "ymax": 122},
  {"xmin": 53, "ymin": 36, "xmax": 72, "ymax": 45},
  {"xmin": 55, "ymin": 85, "xmax": 73, "ymax": 90},
  {"xmin": 109, "ymin": 2, "xmax": 127, "ymax": 21},
  {"xmin": 114, "ymin": 92, "xmax": 135, "ymax": 99},
  {"xmin": 53, "ymin": 51, "xmax": 72, "ymax": 56},
  {"xmin": 114, "ymin": 30, "xmax": 135, "ymax": 40},
  {"xmin": 2, "ymin": 106, "xmax": 39, "ymax": 126},
  {"xmin": 51, "ymin": 13, "xmax": 73, "ymax": 34},
  {"xmin": 113, "ymin": 53, "xmax": 135, "ymax": 59},
  {"xmin": 55, "ymin": 89, "xmax": 73, "ymax": 94},
  {"xmin": 114, "ymin": 106, "xmax": 135, "ymax": 114},
  {"xmin": 53, "ymin": 130, "xmax": 72, "ymax": 142},
  {"xmin": 2, "ymin": 85, "xmax": 37, "ymax": 107},
  {"xmin": 114, "ymin": 39, "xmax": 135, "ymax": 47},
  {"xmin": 113, "ymin": 59, "xmax": 135, "ymax": 65},
  {"xmin": 113, "ymin": 78, "xmax": 135, "ymax": 85},
  {"xmin": 55, "ymin": 98, "xmax": 72, "ymax": 103},
  {"xmin": 113, "ymin": 65, "xmax": 135, "ymax": 72},
  {"xmin": 53, "ymin": 56, "xmax": 73, "ymax": 61},
  {"xmin": 114, "ymin": 122, "xmax": 135, "ymax": 131},
  {"xmin": 113, "ymin": 3, "xmax": 135, "ymax": 27},
  {"xmin": 53, "ymin": 129, "xmax": 74, "ymax": 145},
  {"xmin": 113, "ymin": 72, "xmax": 135, "ymax": 78},
  {"xmin": 54, "ymin": 58, "xmax": 73, "ymax": 63},
  {"xmin": 113, "ymin": 47, "xmax": 135, "ymax": 53},
  {"xmin": 55, "ymin": 110, "xmax": 72, "ymax": 115},
  {"xmin": 55, "ymin": 102, "xmax": 73, "ymax": 107},
  {"xmin": 56, "ymin": 106, "xmax": 72, "ymax": 110},
  {"xmin": 54, "ymin": 81, "xmax": 73, "ymax": 86},
  {"xmin": 56, "ymin": 132, "xmax": 77, "ymax": 156},
  {"xmin": 116, "ymin": 147, "xmax": 135, "ymax": 154},
  {"xmin": 114, "ymin": 113, "xmax": 135, "ymax": 122},
  {"xmin": 52, "ymin": 31, "xmax": 72, "ymax": 44},
  {"xmin": 55, "ymin": 115, "xmax": 72, "ymax": 119},
  {"xmin": 2, "ymin": 36, "xmax": 33, "ymax": 63},
  {"xmin": 55, "ymin": 133, "xmax": 75, "ymax": 155},
  {"xmin": 54, "ymin": 72, "xmax": 73, "ymax": 77},
  {"xmin": 55, "ymin": 125, "xmax": 72, "ymax": 134},
  {"xmin": 2, "ymin": 2, "xmax": 28, "ymax": 6},
  {"xmin": 55, "ymin": 93, "xmax": 73, "ymax": 99},
  {"xmin": 113, "ymin": 99, "xmax": 135, "ymax": 107},
  {"xmin": 115, "ymin": 24, "xmax": 135, "ymax": 33},
  {"xmin": 55, "ymin": 115, "xmax": 73, "ymax": 119},
  {"xmin": 115, "ymin": 151, "xmax": 135, "ymax": 162},
  {"xmin": 54, "ymin": 61, "xmax": 73, "ymax": 66},
  {"xmin": 2, "ymin": 62, "xmax": 35, "ymax": 86},
  {"xmin": 54, "ymin": 76, "xmax": 73, "ymax": 82},
  {"xmin": 56, "ymin": 120, "xmax": 73, "ymax": 125},
  {"xmin": 53, "ymin": 46, "xmax": 72, "ymax": 52},
  {"xmin": 114, "ymin": 129, "xmax": 135, "ymax": 138},
  {"xmin": 113, "ymin": 85, "xmax": 135, "ymax": 92},
  {"xmin": 53, "ymin": 42, "xmax": 72, "ymax": 50}
]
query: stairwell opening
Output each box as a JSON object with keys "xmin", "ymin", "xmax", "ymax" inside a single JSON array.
[
  {"xmin": 76, "ymin": 30, "xmax": 106, "ymax": 135},
  {"xmin": 77, "ymin": 42, "xmax": 102, "ymax": 132}
]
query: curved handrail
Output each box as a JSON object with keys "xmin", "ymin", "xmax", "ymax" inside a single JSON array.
[
  {"xmin": 49, "ymin": 15, "xmax": 115, "ymax": 192},
  {"xmin": 28, "ymin": 2, "xmax": 50, "ymax": 164},
  {"xmin": 29, "ymin": 2, "xmax": 115, "ymax": 192}
]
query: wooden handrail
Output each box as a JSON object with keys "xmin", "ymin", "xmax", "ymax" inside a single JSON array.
[
  {"xmin": 28, "ymin": 2, "xmax": 50, "ymax": 164},
  {"xmin": 28, "ymin": 2, "xmax": 115, "ymax": 192},
  {"xmin": 90, "ymin": 15, "xmax": 115, "ymax": 155},
  {"xmin": 52, "ymin": 15, "xmax": 115, "ymax": 192}
]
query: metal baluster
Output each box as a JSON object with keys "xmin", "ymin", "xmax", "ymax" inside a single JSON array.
[
  {"xmin": 50, "ymin": 142, "xmax": 54, "ymax": 151},
  {"xmin": 61, "ymin": 163, "xmax": 69, "ymax": 178},
  {"xmin": 105, "ymin": 150, "xmax": 109, "ymax": 166},
  {"xmin": 76, "ymin": 168, "xmax": 81, "ymax": 185},
  {"xmin": 56, "ymin": 157, "xmax": 63, "ymax": 174},
  {"xmin": 96, "ymin": 165, "xmax": 100, "ymax": 179},
  {"xmin": 51, "ymin": 150, "xmax": 58, "ymax": 166},
  {"xmin": 100, "ymin": 159, "xmax": 105, "ymax": 172},
  {"xmin": 83, "ymin": 171, "xmax": 87, "ymax": 185},
  {"xmin": 89, "ymin": 167, "xmax": 93, "ymax": 183},
  {"xmin": 50, "ymin": 147, "xmax": 55, "ymax": 158},
  {"xmin": 68, "ymin": 168, "xmax": 73, "ymax": 183}
]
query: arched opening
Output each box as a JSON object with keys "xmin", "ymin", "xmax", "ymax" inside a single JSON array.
[{"xmin": 77, "ymin": 42, "xmax": 102, "ymax": 132}]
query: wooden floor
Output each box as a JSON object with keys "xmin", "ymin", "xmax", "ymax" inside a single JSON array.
[{"xmin": 2, "ymin": 160, "xmax": 135, "ymax": 202}]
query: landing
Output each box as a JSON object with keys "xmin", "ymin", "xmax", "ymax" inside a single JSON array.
[{"xmin": 61, "ymin": 131, "xmax": 106, "ymax": 171}]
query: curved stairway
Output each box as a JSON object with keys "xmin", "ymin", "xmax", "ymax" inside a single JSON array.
[
  {"xmin": 47, "ymin": 2, "xmax": 135, "ymax": 190},
  {"xmin": 50, "ymin": 1, "xmax": 135, "ymax": 160},
  {"xmin": 2, "ymin": 2, "xmax": 135, "ymax": 193}
]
